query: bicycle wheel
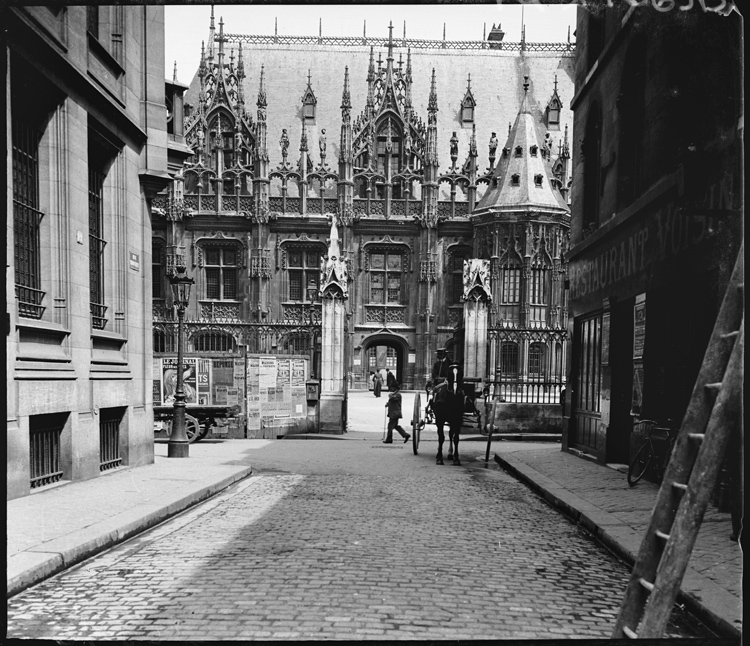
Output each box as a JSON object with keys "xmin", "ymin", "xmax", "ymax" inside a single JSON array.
[{"xmin": 628, "ymin": 442, "xmax": 652, "ymax": 486}]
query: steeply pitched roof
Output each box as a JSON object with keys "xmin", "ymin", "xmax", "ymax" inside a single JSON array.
[{"xmin": 475, "ymin": 78, "xmax": 569, "ymax": 216}]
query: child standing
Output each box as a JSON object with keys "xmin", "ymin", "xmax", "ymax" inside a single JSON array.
[{"xmin": 384, "ymin": 383, "xmax": 410, "ymax": 444}]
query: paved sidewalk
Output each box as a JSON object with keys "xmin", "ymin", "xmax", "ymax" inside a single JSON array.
[
  {"xmin": 7, "ymin": 432, "xmax": 741, "ymax": 640},
  {"xmin": 7, "ymin": 440, "xmax": 256, "ymax": 597},
  {"xmin": 492, "ymin": 442, "xmax": 742, "ymax": 639}
]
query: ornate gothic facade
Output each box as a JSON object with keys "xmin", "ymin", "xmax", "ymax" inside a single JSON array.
[{"xmin": 152, "ymin": 12, "xmax": 574, "ymax": 430}]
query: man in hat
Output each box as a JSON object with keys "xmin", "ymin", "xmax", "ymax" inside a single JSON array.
[{"xmin": 432, "ymin": 348, "xmax": 452, "ymax": 385}]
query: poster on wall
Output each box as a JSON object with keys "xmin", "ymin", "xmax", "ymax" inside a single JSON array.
[
  {"xmin": 633, "ymin": 294, "xmax": 646, "ymax": 360},
  {"xmin": 246, "ymin": 354, "xmax": 308, "ymax": 435},
  {"xmin": 153, "ymin": 358, "xmax": 162, "ymax": 406},
  {"xmin": 197, "ymin": 358, "xmax": 211, "ymax": 405},
  {"xmin": 246, "ymin": 356, "xmax": 261, "ymax": 432},
  {"xmin": 631, "ymin": 362, "xmax": 644, "ymax": 417},
  {"xmin": 161, "ymin": 358, "xmax": 198, "ymax": 405}
]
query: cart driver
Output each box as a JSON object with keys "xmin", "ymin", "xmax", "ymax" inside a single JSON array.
[{"xmin": 432, "ymin": 348, "xmax": 452, "ymax": 385}]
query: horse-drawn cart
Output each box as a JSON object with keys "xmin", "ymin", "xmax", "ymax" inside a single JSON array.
[{"xmin": 153, "ymin": 405, "xmax": 242, "ymax": 443}]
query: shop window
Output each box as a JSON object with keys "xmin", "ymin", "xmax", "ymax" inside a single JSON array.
[{"xmin": 575, "ymin": 315, "xmax": 602, "ymax": 413}]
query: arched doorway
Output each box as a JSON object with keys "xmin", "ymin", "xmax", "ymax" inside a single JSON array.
[{"xmin": 361, "ymin": 333, "xmax": 410, "ymax": 390}]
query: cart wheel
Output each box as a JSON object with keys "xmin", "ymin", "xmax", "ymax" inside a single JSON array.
[
  {"xmin": 185, "ymin": 414, "xmax": 202, "ymax": 443},
  {"xmin": 411, "ymin": 392, "xmax": 422, "ymax": 455}
]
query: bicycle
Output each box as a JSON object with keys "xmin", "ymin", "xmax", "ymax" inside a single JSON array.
[{"xmin": 628, "ymin": 419, "xmax": 679, "ymax": 487}]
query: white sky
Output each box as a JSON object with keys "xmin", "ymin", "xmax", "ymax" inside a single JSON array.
[{"xmin": 165, "ymin": 3, "xmax": 578, "ymax": 83}]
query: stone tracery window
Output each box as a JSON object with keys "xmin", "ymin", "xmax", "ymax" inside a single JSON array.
[
  {"xmin": 287, "ymin": 248, "xmax": 322, "ymax": 302},
  {"xmin": 203, "ymin": 244, "xmax": 240, "ymax": 300},
  {"xmin": 369, "ymin": 250, "xmax": 403, "ymax": 304}
]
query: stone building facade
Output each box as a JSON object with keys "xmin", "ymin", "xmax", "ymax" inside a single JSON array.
[
  {"xmin": 6, "ymin": 6, "xmax": 169, "ymax": 499},
  {"xmin": 563, "ymin": 3, "xmax": 742, "ymax": 465},
  {"xmin": 152, "ymin": 12, "xmax": 574, "ymax": 433}
]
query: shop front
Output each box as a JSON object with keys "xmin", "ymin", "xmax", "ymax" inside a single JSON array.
[{"xmin": 564, "ymin": 173, "xmax": 741, "ymax": 464}]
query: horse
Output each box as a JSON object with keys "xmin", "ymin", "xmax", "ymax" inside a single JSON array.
[{"xmin": 431, "ymin": 376, "xmax": 465, "ymax": 466}]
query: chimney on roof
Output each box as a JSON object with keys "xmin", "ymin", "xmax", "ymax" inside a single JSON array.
[{"xmin": 487, "ymin": 23, "xmax": 505, "ymax": 50}]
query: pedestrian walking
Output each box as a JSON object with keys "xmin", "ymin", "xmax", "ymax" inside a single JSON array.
[
  {"xmin": 383, "ymin": 382, "xmax": 410, "ymax": 444},
  {"xmin": 379, "ymin": 366, "xmax": 387, "ymax": 386},
  {"xmin": 386, "ymin": 368, "xmax": 396, "ymax": 390},
  {"xmin": 373, "ymin": 370, "xmax": 383, "ymax": 398}
]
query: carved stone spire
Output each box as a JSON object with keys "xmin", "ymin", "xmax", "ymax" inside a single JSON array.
[{"xmin": 366, "ymin": 46, "xmax": 376, "ymax": 117}]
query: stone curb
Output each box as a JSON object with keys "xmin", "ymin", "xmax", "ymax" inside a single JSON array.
[
  {"xmin": 493, "ymin": 452, "xmax": 741, "ymax": 640},
  {"xmin": 7, "ymin": 466, "xmax": 254, "ymax": 598}
]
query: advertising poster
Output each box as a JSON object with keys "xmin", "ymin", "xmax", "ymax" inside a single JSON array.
[
  {"xmin": 161, "ymin": 357, "xmax": 198, "ymax": 405},
  {"xmin": 198, "ymin": 358, "xmax": 211, "ymax": 405},
  {"xmin": 631, "ymin": 362, "xmax": 644, "ymax": 417},
  {"xmin": 153, "ymin": 358, "xmax": 162, "ymax": 406},
  {"xmin": 246, "ymin": 356, "xmax": 261, "ymax": 432},
  {"xmin": 633, "ymin": 296, "xmax": 646, "ymax": 360}
]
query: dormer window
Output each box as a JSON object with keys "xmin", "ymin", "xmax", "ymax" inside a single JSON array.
[
  {"xmin": 302, "ymin": 71, "xmax": 317, "ymax": 123},
  {"xmin": 460, "ymin": 74, "xmax": 476, "ymax": 125},
  {"xmin": 530, "ymin": 145, "xmax": 538, "ymax": 157},
  {"xmin": 514, "ymin": 146, "xmax": 523, "ymax": 157},
  {"xmin": 511, "ymin": 174, "xmax": 520, "ymax": 186},
  {"xmin": 546, "ymin": 74, "xmax": 563, "ymax": 130},
  {"xmin": 534, "ymin": 174, "xmax": 543, "ymax": 187},
  {"xmin": 502, "ymin": 147, "xmax": 509, "ymax": 158}
]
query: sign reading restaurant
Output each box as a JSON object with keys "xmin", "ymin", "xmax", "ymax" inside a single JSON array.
[{"xmin": 568, "ymin": 180, "xmax": 740, "ymax": 308}]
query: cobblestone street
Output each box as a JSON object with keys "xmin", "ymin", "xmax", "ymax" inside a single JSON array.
[{"xmin": 7, "ymin": 432, "xmax": 712, "ymax": 640}]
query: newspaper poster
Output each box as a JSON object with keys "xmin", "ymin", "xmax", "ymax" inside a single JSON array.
[
  {"xmin": 161, "ymin": 357, "xmax": 198, "ymax": 405},
  {"xmin": 153, "ymin": 358, "xmax": 162, "ymax": 406}
]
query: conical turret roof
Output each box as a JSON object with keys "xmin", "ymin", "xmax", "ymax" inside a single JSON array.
[{"xmin": 474, "ymin": 77, "xmax": 569, "ymax": 216}]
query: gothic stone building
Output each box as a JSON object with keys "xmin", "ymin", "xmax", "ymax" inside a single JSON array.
[
  {"xmin": 152, "ymin": 14, "xmax": 575, "ymax": 434},
  {"xmin": 6, "ymin": 6, "xmax": 170, "ymax": 499}
]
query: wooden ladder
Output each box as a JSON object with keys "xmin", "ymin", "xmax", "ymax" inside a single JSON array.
[{"xmin": 612, "ymin": 245, "xmax": 744, "ymax": 639}]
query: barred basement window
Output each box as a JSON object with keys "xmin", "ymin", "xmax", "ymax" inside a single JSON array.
[
  {"xmin": 204, "ymin": 245, "xmax": 239, "ymax": 300},
  {"xmin": 29, "ymin": 413, "xmax": 67, "ymax": 489},
  {"xmin": 13, "ymin": 117, "xmax": 46, "ymax": 319},
  {"xmin": 528, "ymin": 342, "xmax": 546, "ymax": 377},
  {"xmin": 500, "ymin": 343, "xmax": 519, "ymax": 377},
  {"xmin": 99, "ymin": 408, "xmax": 124, "ymax": 472}
]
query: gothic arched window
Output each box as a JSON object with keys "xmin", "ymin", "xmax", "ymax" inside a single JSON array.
[
  {"xmin": 369, "ymin": 249, "xmax": 403, "ymax": 304},
  {"xmin": 192, "ymin": 331, "xmax": 237, "ymax": 353},
  {"xmin": 202, "ymin": 243, "xmax": 241, "ymax": 300},
  {"xmin": 286, "ymin": 247, "xmax": 323, "ymax": 302}
]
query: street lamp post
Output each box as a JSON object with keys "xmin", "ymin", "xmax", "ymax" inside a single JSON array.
[
  {"xmin": 306, "ymin": 279, "xmax": 318, "ymax": 378},
  {"xmin": 169, "ymin": 269, "xmax": 194, "ymax": 458}
]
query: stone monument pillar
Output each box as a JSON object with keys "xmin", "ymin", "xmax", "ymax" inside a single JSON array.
[
  {"xmin": 462, "ymin": 259, "xmax": 492, "ymax": 383},
  {"xmin": 319, "ymin": 221, "xmax": 348, "ymax": 433}
]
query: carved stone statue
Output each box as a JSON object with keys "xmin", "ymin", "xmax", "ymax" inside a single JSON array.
[
  {"xmin": 489, "ymin": 132, "xmax": 498, "ymax": 160},
  {"xmin": 280, "ymin": 128, "xmax": 289, "ymax": 161},
  {"xmin": 450, "ymin": 131, "xmax": 459, "ymax": 159},
  {"xmin": 319, "ymin": 129, "xmax": 327, "ymax": 156}
]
